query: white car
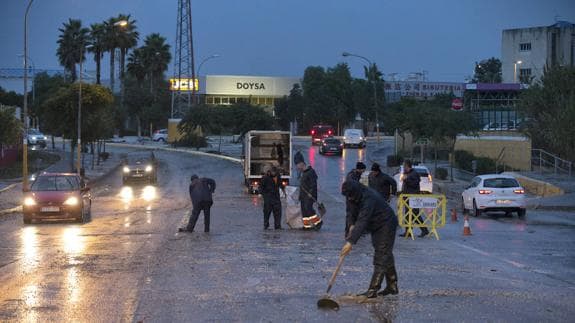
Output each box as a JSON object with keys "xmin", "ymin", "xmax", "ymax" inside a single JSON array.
[
  {"xmin": 394, "ymin": 165, "xmax": 433, "ymax": 193},
  {"xmin": 152, "ymin": 129, "xmax": 168, "ymax": 142},
  {"xmin": 461, "ymin": 174, "xmax": 526, "ymax": 217},
  {"xmin": 27, "ymin": 129, "xmax": 48, "ymax": 147},
  {"xmin": 343, "ymin": 129, "xmax": 366, "ymax": 148}
]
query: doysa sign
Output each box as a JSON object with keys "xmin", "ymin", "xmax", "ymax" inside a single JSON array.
[
  {"xmin": 408, "ymin": 197, "xmax": 439, "ymax": 209},
  {"xmin": 205, "ymin": 75, "xmax": 300, "ymax": 96}
]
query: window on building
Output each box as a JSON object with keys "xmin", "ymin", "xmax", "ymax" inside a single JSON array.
[
  {"xmin": 206, "ymin": 96, "xmax": 214, "ymax": 104},
  {"xmin": 519, "ymin": 43, "xmax": 531, "ymax": 51},
  {"xmin": 229, "ymin": 97, "xmax": 236, "ymax": 104},
  {"xmin": 266, "ymin": 98, "xmax": 274, "ymax": 106},
  {"xmin": 221, "ymin": 97, "xmax": 229, "ymax": 105},
  {"xmin": 214, "ymin": 97, "xmax": 221, "ymax": 104},
  {"xmin": 519, "ymin": 68, "xmax": 532, "ymax": 83}
]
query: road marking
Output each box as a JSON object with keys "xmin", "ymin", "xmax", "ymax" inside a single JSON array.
[{"xmin": 452, "ymin": 241, "xmax": 530, "ymax": 270}]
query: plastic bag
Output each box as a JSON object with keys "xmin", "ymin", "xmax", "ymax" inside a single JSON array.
[{"xmin": 284, "ymin": 186, "xmax": 303, "ymax": 229}]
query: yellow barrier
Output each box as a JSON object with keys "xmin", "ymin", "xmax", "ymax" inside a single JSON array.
[{"xmin": 396, "ymin": 194, "xmax": 447, "ymax": 240}]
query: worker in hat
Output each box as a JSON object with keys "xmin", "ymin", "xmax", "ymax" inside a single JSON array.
[
  {"xmin": 344, "ymin": 161, "xmax": 367, "ymax": 237},
  {"xmin": 368, "ymin": 162, "xmax": 397, "ymax": 202},
  {"xmin": 294, "ymin": 151, "xmax": 322, "ymax": 230}
]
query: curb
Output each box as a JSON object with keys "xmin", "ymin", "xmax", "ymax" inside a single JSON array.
[
  {"xmin": 0, "ymin": 206, "xmax": 22, "ymax": 216},
  {"xmin": 107, "ymin": 143, "xmax": 242, "ymax": 164},
  {"xmin": 0, "ymin": 183, "xmax": 18, "ymax": 194}
]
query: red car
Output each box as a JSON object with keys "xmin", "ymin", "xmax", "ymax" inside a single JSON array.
[
  {"xmin": 23, "ymin": 173, "xmax": 92, "ymax": 224},
  {"xmin": 310, "ymin": 125, "xmax": 334, "ymax": 145}
]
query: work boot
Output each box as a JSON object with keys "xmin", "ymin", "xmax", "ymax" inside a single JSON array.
[
  {"xmin": 358, "ymin": 271, "xmax": 385, "ymax": 298},
  {"xmin": 378, "ymin": 267, "xmax": 399, "ymax": 296},
  {"xmin": 419, "ymin": 227, "xmax": 429, "ymax": 237}
]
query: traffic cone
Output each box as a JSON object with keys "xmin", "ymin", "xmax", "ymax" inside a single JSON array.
[
  {"xmin": 451, "ymin": 208, "xmax": 458, "ymax": 223},
  {"xmin": 463, "ymin": 216, "xmax": 472, "ymax": 236}
]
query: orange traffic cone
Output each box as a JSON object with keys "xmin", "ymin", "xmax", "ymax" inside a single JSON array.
[
  {"xmin": 463, "ymin": 216, "xmax": 472, "ymax": 236},
  {"xmin": 451, "ymin": 208, "xmax": 458, "ymax": 223}
]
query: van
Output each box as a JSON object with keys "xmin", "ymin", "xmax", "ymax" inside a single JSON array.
[{"xmin": 343, "ymin": 129, "xmax": 366, "ymax": 148}]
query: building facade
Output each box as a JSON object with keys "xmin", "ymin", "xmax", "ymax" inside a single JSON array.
[
  {"xmin": 501, "ymin": 21, "xmax": 575, "ymax": 83},
  {"xmin": 198, "ymin": 75, "xmax": 300, "ymax": 107}
]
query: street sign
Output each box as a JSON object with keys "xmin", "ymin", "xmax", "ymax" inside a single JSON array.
[
  {"xmin": 415, "ymin": 138, "xmax": 429, "ymax": 145},
  {"xmin": 451, "ymin": 98, "xmax": 463, "ymax": 111},
  {"xmin": 408, "ymin": 197, "xmax": 439, "ymax": 209}
]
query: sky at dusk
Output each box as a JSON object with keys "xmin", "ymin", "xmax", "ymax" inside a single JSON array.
[{"xmin": 1, "ymin": 0, "xmax": 574, "ymax": 93}]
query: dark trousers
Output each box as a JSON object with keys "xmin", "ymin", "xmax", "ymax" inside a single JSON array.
[
  {"xmin": 264, "ymin": 198, "xmax": 282, "ymax": 229},
  {"xmin": 300, "ymin": 198, "xmax": 316, "ymax": 218},
  {"xmin": 372, "ymin": 217, "xmax": 398, "ymax": 275},
  {"xmin": 186, "ymin": 200, "xmax": 213, "ymax": 232}
]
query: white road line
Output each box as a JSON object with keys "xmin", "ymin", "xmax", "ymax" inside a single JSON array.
[{"xmin": 452, "ymin": 241, "xmax": 529, "ymax": 269}]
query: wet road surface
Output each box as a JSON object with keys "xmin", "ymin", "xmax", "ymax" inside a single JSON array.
[{"xmin": 0, "ymin": 141, "xmax": 574, "ymax": 322}]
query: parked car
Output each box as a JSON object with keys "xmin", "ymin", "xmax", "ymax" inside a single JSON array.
[
  {"xmin": 482, "ymin": 121, "xmax": 518, "ymax": 131},
  {"xmin": 122, "ymin": 153, "xmax": 158, "ymax": 185},
  {"xmin": 461, "ymin": 174, "xmax": 526, "ymax": 217},
  {"xmin": 319, "ymin": 137, "xmax": 343, "ymax": 155},
  {"xmin": 343, "ymin": 128, "xmax": 366, "ymax": 148},
  {"xmin": 310, "ymin": 125, "xmax": 334, "ymax": 145},
  {"xmin": 152, "ymin": 129, "xmax": 168, "ymax": 142},
  {"xmin": 22, "ymin": 172, "xmax": 91, "ymax": 224},
  {"xmin": 394, "ymin": 164, "xmax": 433, "ymax": 193},
  {"xmin": 27, "ymin": 128, "xmax": 47, "ymax": 147}
]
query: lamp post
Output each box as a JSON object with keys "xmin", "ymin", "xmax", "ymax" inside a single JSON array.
[
  {"xmin": 342, "ymin": 51, "xmax": 380, "ymax": 143},
  {"xmin": 22, "ymin": 0, "xmax": 34, "ymax": 191},
  {"xmin": 196, "ymin": 54, "xmax": 220, "ymax": 104},
  {"xmin": 513, "ymin": 60, "xmax": 522, "ymax": 83}
]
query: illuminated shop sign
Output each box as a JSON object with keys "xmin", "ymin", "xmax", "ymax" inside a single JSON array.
[
  {"xmin": 236, "ymin": 82, "xmax": 266, "ymax": 90},
  {"xmin": 170, "ymin": 78, "xmax": 199, "ymax": 91}
]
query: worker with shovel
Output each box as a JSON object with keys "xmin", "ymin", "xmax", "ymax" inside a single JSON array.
[
  {"xmin": 294, "ymin": 151, "xmax": 323, "ymax": 230},
  {"xmin": 340, "ymin": 180, "xmax": 399, "ymax": 298}
]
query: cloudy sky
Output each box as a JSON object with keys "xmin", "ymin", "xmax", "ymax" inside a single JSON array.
[{"xmin": 1, "ymin": 0, "xmax": 574, "ymax": 92}]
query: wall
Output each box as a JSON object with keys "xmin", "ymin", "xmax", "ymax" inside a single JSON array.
[
  {"xmin": 454, "ymin": 133, "xmax": 532, "ymax": 171},
  {"xmin": 501, "ymin": 27, "xmax": 548, "ymax": 83}
]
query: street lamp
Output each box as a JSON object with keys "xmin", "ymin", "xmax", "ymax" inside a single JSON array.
[
  {"xmin": 196, "ymin": 54, "xmax": 220, "ymax": 104},
  {"xmin": 22, "ymin": 0, "xmax": 34, "ymax": 191},
  {"xmin": 342, "ymin": 51, "xmax": 380, "ymax": 143},
  {"xmin": 514, "ymin": 60, "xmax": 522, "ymax": 83}
]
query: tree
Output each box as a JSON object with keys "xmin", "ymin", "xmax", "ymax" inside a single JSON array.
[
  {"xmin": 57, "ymin": 18, "xmax": 89, "ymax": 81},
  {"xmin": 115, "ymin": 14, "xmax": 139, "ymax": 97},
  {"xmin": 519, "ymin": 65, "xmax": 575, "ymax": 160},
  {"xmin": 88, "ymin": 23, "xmax": 106, "ymax": 84},
  {"xmin": 0, "ymin": 106, "xmax": 21, "ymax": 146},
  {"xmin": 103, "ymin": 17, "xmax": 121, "ymax": 92},
  {"xmin": 32, "ymin": 72, "xmax": 68, "ymax": 141},
  {"xmin": 472, "ymin": 57, "xmax": 502, "ymax": 83},
  {"xmin": 42, "ymin": 83, "xmax": 114, "ymax": 169},
  {"xmin": 0, "ymin": 86, "xmax": 23, "ymax": 107},
  {"xmin": 140, "ymin": 33, "xmax": 171, "ymax": 94}
]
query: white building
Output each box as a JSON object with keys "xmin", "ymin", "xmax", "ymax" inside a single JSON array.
[{"xmin": 501, "ymin": 21, "xmax": 575, "ymax": 83}]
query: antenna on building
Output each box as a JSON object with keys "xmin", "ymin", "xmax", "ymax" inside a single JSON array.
[
  {"xmin": 171, "ymin": 0, "xmax": 196, "ymax": 119},
  {"xmin": 554, "ymin": 15, "xmax": 562, "ymax": 22}
]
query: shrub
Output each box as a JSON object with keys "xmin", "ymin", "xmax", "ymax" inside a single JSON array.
[
  {"xmin": 174, "ymin": 133, "xmax": 208, "ymax": 150},
  {"xmin": 435, "ymin": 167, "xmax": 448, "ymax": 180},
  {"xmin": 454, "ymin": 150, "xmax": 474, "ymax": 172},
  {"xmin": 476, "ymin": 157, "xmax": 496, "ymax": 174},
  {"xmin": 387, "ymin": 154, "xmax": 404, "ymax": 167}
]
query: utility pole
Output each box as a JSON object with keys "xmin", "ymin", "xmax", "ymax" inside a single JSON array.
[{"xmin": 22, "ymin": 0, "xmax": 34, "ymax": 191}]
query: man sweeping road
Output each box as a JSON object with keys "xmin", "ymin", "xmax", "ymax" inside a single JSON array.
[{"xmin": 339, "ymin": 180, "xmax": 399, "ymax": 298}]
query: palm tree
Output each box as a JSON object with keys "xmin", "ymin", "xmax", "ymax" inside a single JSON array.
[
  {"xmin": 115, "ymin": 14, "xmax": 139, "ymax": 89},
  {"xmin": 127, "ymin": 48, "xmax": 147, "ymax": 85},
  {"xmin": 57, "ymin": 19, "xmax": 89, "ymax": 81},
  {"xmin": 88, "ymin": 23, "xmax": 106, "ymax": 84},
  {"xmin": 103, "ymin": 17, "xmax": 120, "ymax": 92},
  {"xmin": 140, "ymin": 33, "xmax": 171, "ymax": 93}
]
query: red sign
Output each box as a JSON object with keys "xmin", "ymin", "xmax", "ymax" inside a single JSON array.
[{"xmin": 451, "ymin": 98, "xmax": 463, "ymax": 111}]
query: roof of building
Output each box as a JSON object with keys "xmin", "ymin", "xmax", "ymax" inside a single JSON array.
[{"xmin": 549, "ymin": 20, "xmax": 574, "ymax": 28}]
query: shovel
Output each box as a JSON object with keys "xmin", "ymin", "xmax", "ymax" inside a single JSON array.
[{"xmin": 317, "ymin": 254, "xmax": 346, "ymax": 311}]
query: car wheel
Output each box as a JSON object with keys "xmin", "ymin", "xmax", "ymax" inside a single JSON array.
[
  {"xmin": 472, "ymin": 200, "xmax": 481, "ymax": 217},
  {"xmin": 517, "ymin": 208, "xmax": 526, "ymax": 217}
]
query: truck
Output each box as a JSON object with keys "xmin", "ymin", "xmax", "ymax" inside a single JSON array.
[{"xmin": 243, "ymin": 130, "xmax": 291, "ymax": 194}]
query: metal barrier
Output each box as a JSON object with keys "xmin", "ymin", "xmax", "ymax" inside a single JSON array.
[{"xmin": 397, "ymin": 194, "xmax": 447, "ymax": 240}]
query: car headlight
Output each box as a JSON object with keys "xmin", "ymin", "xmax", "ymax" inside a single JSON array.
[
  {"xmin": 64, "ymin": 197, "xmax": 79, "ymax": 206},
  {"xmin": 24, "ymin": 197, "xmax": 36, "ymax": 206},
  {"xmin": 43, "ymin": 136, "xmax": 48, "ymax": 140},
  {"xmin": 145, "ymin": 165, "xmax": 153, "ymax": 172},
  {"xmin": 343, "ymin": 136, "xmax": 347, "ymax": 140},
  {"xmin": 31, "ymin": 136, "xmax": 37, "ymax": 140},
  {"xmin": 123, "ymin": 166, "xmax": 130, "ymax": 173}
]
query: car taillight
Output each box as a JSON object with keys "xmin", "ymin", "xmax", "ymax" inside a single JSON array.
[
  {"xmin": 311, "ymin": 130, "xmax": 315, "ymax": 135},
  {"xmin": 340, "ymin": 143, "xmax": 343, "ymax": 147},
  {"xmin": 479, "ymin": 190, "xmax": 492, "ymax": 194},
  {"xmin": 323, "ymin": 143, "xmax": 327, "ymax": 146},
  {"xmin": 328, "ymin": 130, "xmax": 332, "ymax": 135},
  {"xmin": 514, "ymin": 189, "xmax": 525, "ymax": 194},
  {"xmin": 282, "ymin": 181, "xmax": 288, "ymax": 186}
]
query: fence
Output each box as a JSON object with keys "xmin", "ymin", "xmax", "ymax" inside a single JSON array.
[{"xmin": 396, "ymin": 194, "xmax": 447, "ymax": 240}]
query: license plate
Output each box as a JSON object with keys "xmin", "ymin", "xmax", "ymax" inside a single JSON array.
[
  {"xmin": 41, "ymin": 206, "xmax": 60, "ymax": 212},
  {"xmin": 330, "ymin": 148, "xmax": 337, "ymax": 151},
  {"xmin": 132, "ymin": 174, "xmax": 144, "ymax": 177},
  {"xmin": 496, "ymin": 200, "xmax": 511, "ymax": 204}
]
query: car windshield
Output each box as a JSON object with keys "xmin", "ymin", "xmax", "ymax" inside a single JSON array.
[
  {"xmin": 28, "ymin": 129, "xmax": 41, "ymax": 135},
  {"xmin": 346, "ymin": 130, "xmax": 361, "ymax": 136},
  {"xmin": 324, "ymin": 139, "xmax": 340, "ymax": 144},
  {"xmin": 483, "ymin": 178, "xmax": 520, "ymax": 188},
  {"xmin": 31, "ymin": 175, "xmax": 79, "ymax": 191},
  {"xmin": 415, "ymin": 168, "xmax": 429, "ymax": 177}
]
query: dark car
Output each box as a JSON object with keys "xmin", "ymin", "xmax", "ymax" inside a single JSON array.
[
  {"xmin": 311, "ymin": 125, "xmax": 334, "ymax": 145},
  {"xmin": 319, "ymin": 137, "xmax": 343, "ymax": 155},
  {"xmin": 23, "ymin": 173, "xmax": 91, "ymax": 224},
  {"xmin": 122, "ymin": 153, "xmax": 158, "ymax": 185}
]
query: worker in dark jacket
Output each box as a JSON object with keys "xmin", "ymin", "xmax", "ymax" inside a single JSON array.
[
  {"xmin": 179, "ymin": 174, "xmax": 216, "ymax": 233},
  {"xmin": 368, "ymin": 162, "xmax": 397, "ymax": 202},
  {"xmin": 294, "ymin": 151, "xmax": 322, "ymax": 230},
  {"xmin": 398, "ymin": 159, "xmax": 429, "ymax": 237},
  {"xmin": 345, "ymin": 162, "xmax": 367, "ymax": 237},
  {"xmin": 261, "ymin": 166, "xmax": 286, "ymax": 230},
  {"xmin": 340, "ymin": 180, "xmax": 399, "ymax": 298}
]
